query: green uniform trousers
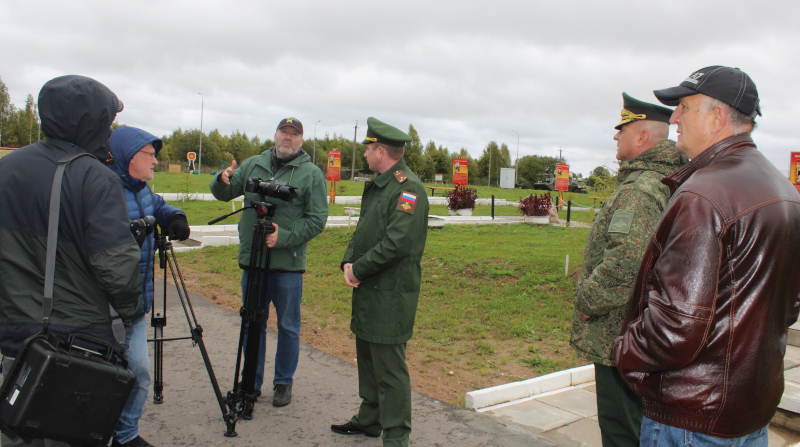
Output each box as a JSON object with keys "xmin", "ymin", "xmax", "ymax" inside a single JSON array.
[
  {"xmin": 595, "ymin": 363, "xmax": 643, "ymax": 447},
  {"xmin": 351, "ymin": 338, "xmax": 411, "ymax": 447}
]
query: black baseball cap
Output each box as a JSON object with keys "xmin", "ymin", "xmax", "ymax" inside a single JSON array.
[
  {"xmin": 277, "ymin": 117, "xmax": 303, "ymax": 134},
  {"xmin": 653, "ymin": 66, "xmax": 761, "ymax": 118}
]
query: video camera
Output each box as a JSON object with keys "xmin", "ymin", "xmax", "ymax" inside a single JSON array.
[
  {"xmin": 130, "ymin": 216, "xmax": 156, "ymax": 247},
  {"xmin": 245, "ymin": 177, "xmax": 298, "ymax": 202}
]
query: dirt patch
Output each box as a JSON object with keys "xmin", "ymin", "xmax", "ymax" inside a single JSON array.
[{"xmin": 161, "ymin": 269, "xmax": 583, "ymax": 407}]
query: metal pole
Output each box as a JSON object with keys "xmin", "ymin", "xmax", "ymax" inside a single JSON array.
[
  {"xmin": 511, "ymin": 129, "xmax": 519, "ymax": 188},
  {"xmin": 313, "ymin": 120, "xmax": 321, "ymax": 165},
  {"xmin": 198, "ymin": 93, "xmax": 204, "ymax": 173},
  {"xmin": 511, "ymin": 130, "xmax": 519, "ymax": 167}
]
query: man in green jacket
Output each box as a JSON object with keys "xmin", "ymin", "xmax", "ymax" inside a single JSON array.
[
  {"xmin": 569, "ymin": 93, "xmax": 687, "ymax": 447},
  {"xmin": 331, "ymin": 118, "xmax": 429, "ymax": 447},
  {"xmin": 210, "ymin": 117, "xmax": 328, "ymax": 407}
]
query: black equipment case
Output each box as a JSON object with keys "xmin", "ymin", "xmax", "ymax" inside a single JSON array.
[{"xmin": 0, "ymin": 332, "xmax": 136, "ymax": 446}]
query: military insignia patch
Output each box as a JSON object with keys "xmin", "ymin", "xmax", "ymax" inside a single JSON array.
[
  {"xmin": 394, "ymin": 170, "xmax": 408, "ymax": 183},
  {"xmin": 397, "ymin": 192, "xmax": 417, "ymax": 214},
  {"xmin": 608, "ymin": 209, "xmax": 634, "ymax": 234}
]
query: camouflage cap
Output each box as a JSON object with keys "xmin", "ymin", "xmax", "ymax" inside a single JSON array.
[
  {"xmin": 361, "ymin": 117, "xmax": 412, "ymax": 147},
  {"xmin": 615, "ymin": 92, "xmax": 673, "ymax": 130}
]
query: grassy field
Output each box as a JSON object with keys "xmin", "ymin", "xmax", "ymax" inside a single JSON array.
[
  {"xmin": 154, "ymin": 170, "xmax": 601, "ymax": 405},
  {"xmin": 152, "ymin": 172, "xmax": 601, "ymax": 205},
  {"xmin": 174, "ymin": 223, "xmax": 591, "ymax": 406}
]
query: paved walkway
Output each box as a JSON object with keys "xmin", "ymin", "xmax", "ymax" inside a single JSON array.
[
  {"xmin": 467, "ymin": 332, "xmax": 800, "ymax": 447},
  {"xmin": 134, "ymin": 284, "xmax": 555, "ymax": 446}
]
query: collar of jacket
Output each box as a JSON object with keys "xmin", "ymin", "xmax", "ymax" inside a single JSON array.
[
  {"xmin": 371, "ymin": 159, "xmax": 408, "ymax": 188},
  {"xmin": 618, "ymin": 139, "xmax": 682, "ymax": 178},
  {"xmin": 109, "ymin": 163, "xmax": 147, "ymax": 192},
  {"xmin": 661, "ymin": 133, "xmax": 754, "ymax": 194}
]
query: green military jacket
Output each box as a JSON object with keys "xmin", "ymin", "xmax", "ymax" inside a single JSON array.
[
  {"xmin": 343, "ymin": 159, "xmax": 429, "ymax": 345},
  {"xmin": 209, "ymin": 149, "xmax": 328, "ymax": 271},
  {"xmin": 570, "ymin": 140, "xmax": 687, "ymax": 365}
]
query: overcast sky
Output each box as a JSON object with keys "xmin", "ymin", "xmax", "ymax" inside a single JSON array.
[{"xmin": 3, "ymin": 0, "xmax": 799, "ymax": 176}]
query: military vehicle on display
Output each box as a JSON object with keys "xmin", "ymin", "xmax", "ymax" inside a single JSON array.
[{"xmin": 532, "ymin": 173, "xmax": 588, "ymax": 193}]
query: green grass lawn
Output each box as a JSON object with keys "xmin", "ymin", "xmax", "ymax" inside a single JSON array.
[
  {"xmin": 151, "ymin": 172, "xmax": 604, "ymax": 205},
  {"xmin": 175, "ymin": 223, "xmax": 590, "ymax": 405}
]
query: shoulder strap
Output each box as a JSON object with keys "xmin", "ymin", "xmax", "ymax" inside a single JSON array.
[
  {"xmin": 43, "ymin": 153, "xmax": 125, "ymax": 344},
  {"xmin": 622, "ymin": 170, "xmax": 643, "ymax": 185}
]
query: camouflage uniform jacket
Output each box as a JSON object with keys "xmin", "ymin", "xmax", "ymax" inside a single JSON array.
[{"xmin": 570, "ymin": 139, "xmax": 686, "ymax": 365}]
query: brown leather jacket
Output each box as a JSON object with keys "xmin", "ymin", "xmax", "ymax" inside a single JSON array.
[{"xmin": 613, "ymin": 134, "xmax": 800, "ymax": 438}]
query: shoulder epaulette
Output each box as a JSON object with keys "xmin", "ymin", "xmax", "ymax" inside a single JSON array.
[
  {"xmin": 622, "ymin": 170, "xmax": 643, "ymax": 184},
  {"xmin": 393, "ymin": 170, "xmax": 408, "ymax": 183}
]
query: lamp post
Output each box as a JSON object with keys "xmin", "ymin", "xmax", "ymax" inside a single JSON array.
[
  {"xmin": 510, "ymin": 130, "xmax": 519, "ymax": 168},
  {"xmin": 198, "ymin": 92, "xmax": 204, "ymax": 173},
  {"xmin": 313, "ymin": 120, "xmax": 321, "ymax": 165},
  {"xmin": 511, "ymin": 129, "xmax": 519, "ymax": 188}
]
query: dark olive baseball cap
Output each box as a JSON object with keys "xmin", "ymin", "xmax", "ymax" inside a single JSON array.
[{"xmin": 653, "ymin": 66, "xmax": 761, "ymax": 118}]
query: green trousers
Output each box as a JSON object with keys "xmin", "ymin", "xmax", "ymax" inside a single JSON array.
[
  {"xmin": 351, "ymin": 338, "xmax": 411, "ymax": 447},
  {"xmin": 594, "ymin": 363, "xmax": 643, "ymax": 447}
]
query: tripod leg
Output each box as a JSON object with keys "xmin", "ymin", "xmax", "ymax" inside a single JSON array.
[{"xmin": 152, "ymin": 323, "xmax": 164, "ymax": 404}]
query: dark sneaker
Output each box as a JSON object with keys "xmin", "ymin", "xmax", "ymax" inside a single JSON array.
[
  {"xmin": 111, "ymin": 435, "xmax": 154, "ymax": 446},
  {"xmin": 272, "ymin": 384, "xmax": 292, "ymax": 407}
]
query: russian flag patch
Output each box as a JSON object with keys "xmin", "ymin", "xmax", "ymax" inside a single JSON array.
[{"xmin": 397, "ymin": 192, "xmax": 417, "ymax": 214}]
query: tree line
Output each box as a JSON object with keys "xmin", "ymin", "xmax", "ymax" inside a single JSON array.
[{"xmin": 1, "ymin": 76, "xmax": 616, "ymax": 188}]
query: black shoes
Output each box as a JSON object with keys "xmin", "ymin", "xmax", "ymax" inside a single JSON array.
[
  {"xmin": 272, "ymin": 384, "xmax": 292, "ymax": 407},
  {"xmin": 330, "ymin": 421, "xmax": 380, "ymax": 438},
  {"xmin": 111, "ymin": 435, "xmax": 154, "ymax": 447}
]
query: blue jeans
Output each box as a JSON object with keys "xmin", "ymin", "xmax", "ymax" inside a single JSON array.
[
  {"xmin": 241, "ymin": 270, "xmax": 302, "ymax": 390},
  {"xmin": 640, "ymin": 416, "xmax": 768, "ymax": 447},
  {"xmin": 113, "ymin": 314, "xmax": 151, "ymax": 444}
]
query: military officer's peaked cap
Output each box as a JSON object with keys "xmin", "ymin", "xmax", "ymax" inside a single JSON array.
[
  {"xmin": 615, "ymin": 92, "xmax": 673, "ymax": 130},
  {"xmin": 361, "ymin": 117, "xmax": 412, "ymax": 147}
]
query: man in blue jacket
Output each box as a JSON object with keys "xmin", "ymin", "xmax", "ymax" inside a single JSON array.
[{"xmin": 108, "ymin": 126, "xmax": 191, "ymax": 447}]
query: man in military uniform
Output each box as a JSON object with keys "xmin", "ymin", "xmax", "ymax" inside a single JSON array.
[
  {"xmin": 569, "ymin": 93, "xmax": 687, "ymax": 447},
  {"xmin": 331, "ymin": 117, "xmax": 429, "ymax": 447}
]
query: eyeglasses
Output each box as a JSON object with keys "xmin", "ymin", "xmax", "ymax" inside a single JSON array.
[{"xmin": 138, "ymin": 151, "xmax": 157, "ymax": 159}]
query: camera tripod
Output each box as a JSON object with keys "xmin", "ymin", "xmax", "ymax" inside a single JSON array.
[
  {"xmin": 150, "ymin": 225, "xmax": 236, "ymax": 436},
  {"xmin": 209, "ymin": 199, "xmax": 278, "ymax": 436}
]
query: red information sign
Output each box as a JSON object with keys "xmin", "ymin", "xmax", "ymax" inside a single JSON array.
[
  {"xmin": 452, "ymin": 159, "xmax": 468, "ymax": 185},
  {"xmin": 326, "ymin": 151, "xmax": 341, "ymax": 181},
  {"xmin": 555, "ymin": 163, "xmax": 570, "ymax": 191},
  {"xmin": 791, "ymin": 152, "xmax": 800, "ymax": 194}
]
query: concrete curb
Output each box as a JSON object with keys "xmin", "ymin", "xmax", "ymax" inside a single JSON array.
[{"xmin": 466, "ymin": 365, "xmax": 595, "ymax": 410}]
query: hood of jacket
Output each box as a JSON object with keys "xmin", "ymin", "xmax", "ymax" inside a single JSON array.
[
  {"xmin": 38, "ymin": 75, "xmax": 123, "ymax": 164},
  {"xmin": 618, "ymin": 139, "xmax": 687, "ymax": 179},
  {"xmin": 109, "ymin": 126, "xmax": 163, "ymax": 191}
]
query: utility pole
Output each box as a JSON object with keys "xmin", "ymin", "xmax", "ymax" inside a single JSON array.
[
  {"xmin": 198, "ymin": 93, "xmax": 204, "ymax": 173},
  {"xmin": 351, "ymin": 120, "xmax": 358, "ymax": 180}
]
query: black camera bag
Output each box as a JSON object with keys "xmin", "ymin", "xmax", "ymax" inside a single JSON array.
[
  {"xmin": 0, "ymin": 332, "xmax": 136, "ymax": 445},
  {"xmin": 0, "ymin": 153, "xmax": 136, "ymax": 446}
]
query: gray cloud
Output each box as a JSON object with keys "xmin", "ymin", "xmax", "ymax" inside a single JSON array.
[{"xmin": 2, "ymin": 0, "xmax": 799, "ymax": 176}]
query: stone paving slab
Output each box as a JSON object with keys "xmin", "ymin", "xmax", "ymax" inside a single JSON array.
[
  {"xmin": 486, "ymin": 399, "xmax": 584, "ymax": 434},
  {"xmin": 536, "ymin": 388, "xmax": 598, "ymax": 419}
]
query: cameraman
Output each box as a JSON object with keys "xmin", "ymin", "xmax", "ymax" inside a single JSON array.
[
  {"xmin": 106, "ymin": 126, "xmax": 190, "ymax": 447},
  {"xmin": 210, "ymin": 117, "xmax": 328, "ymax": 407},
  {"xmin": 0, "ymin": 75, "xmax": 143, "ymax": 447}
]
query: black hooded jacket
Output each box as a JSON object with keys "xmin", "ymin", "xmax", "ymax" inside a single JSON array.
[{"xmin": 0, "ymin": 75, "xmax": 143, "ymax": 356}]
